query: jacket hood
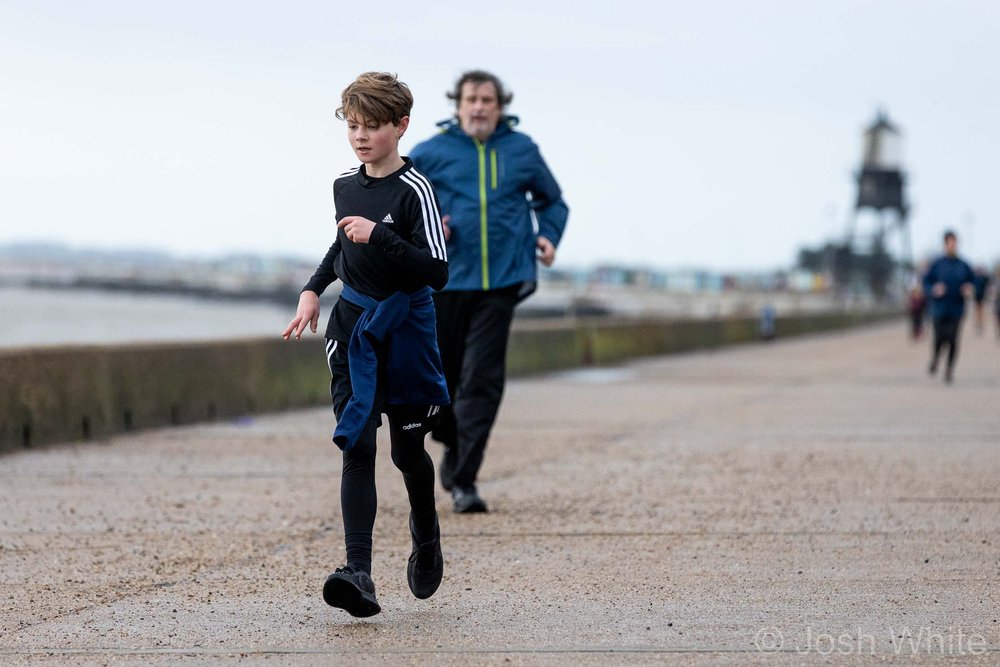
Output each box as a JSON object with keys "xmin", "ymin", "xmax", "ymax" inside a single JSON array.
[{"xmin": 434, "ymin": 115, "xmax": 520, "ymax": 136}]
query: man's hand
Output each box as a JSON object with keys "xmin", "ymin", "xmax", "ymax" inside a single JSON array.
[
  {"xmin": 441, "ymin": 214, "xmax": 451, "ymax": 241},
  {"xmin": 932, "ymin": 282, "xmax": 947, "ymax": 298},
  {"xmin": 338, "ymin": 216, "xmax": 377, "ymax": 244},
  {"xmin": 282, "ymin": 290, "xmax": 320, "ymax": 340},
  {"xmin": 536, "ymin": 236, "xmax": 556, "ymax": 267}
]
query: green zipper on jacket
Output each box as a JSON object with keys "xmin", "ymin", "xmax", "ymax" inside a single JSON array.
[
  {"xmin": 490, "ymin": 149, "xmax": 498, "ymax": 190},
  {"xmin": 476, "ymin": 139, "xmax": 490, "ymax": 290}
]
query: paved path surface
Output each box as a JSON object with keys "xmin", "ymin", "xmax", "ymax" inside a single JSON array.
[{"xmin": 2, "ymin": 320, "xmax": 999, "ymax": 665}]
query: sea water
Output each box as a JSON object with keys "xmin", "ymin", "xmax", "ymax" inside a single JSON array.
[{"xmin": 0, "ymin": 285, "xmax": 309, "ymax": 348}]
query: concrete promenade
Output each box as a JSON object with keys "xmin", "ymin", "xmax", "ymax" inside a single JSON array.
[{"xmin": 2, "ymin": 320, "xmax": 999, "ymax": 665}]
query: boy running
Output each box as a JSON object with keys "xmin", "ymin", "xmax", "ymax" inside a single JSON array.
[{"xmin": 282, "ymin": 72, "xmax": 449, "ymax": 616}]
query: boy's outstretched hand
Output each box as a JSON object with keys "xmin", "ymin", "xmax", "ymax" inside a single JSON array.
[
  {"xmin": 338, "ymin": 216, "xmax": 376, "ymax": 244},
  {"xmin": 282, "ymin": 290, "xmax": 320, "ymax": 340}
]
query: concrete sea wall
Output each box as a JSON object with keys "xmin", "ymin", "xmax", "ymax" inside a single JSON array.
[{"xmin": 0, "ymin": 312, "xmax": 896, "ymax": 451}]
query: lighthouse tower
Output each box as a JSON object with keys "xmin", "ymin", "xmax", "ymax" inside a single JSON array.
[{"xmin": 845, "ymin": 110, "xmax": 911, "ymax": 299}]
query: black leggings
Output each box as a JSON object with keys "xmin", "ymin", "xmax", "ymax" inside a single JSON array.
[
  {"xmin": 327, "ymin": 338, "xmax": 440, "ymax": 574},
  {"xmin": 431, "ymin": 286, "xmax": 520, "ymax": 490},
  {"xmin": 931, "ymin": 317, "xmax": 962, "ymax": 370}
]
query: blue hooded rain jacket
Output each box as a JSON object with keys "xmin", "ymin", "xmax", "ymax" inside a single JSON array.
[{"xmin": 410, "ymin": 116, "xmax": 569, "ymax": 294}]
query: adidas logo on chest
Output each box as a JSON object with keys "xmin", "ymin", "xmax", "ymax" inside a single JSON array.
[{"xmin": 381, "ymin": 213, "xmax": 394, "ymax": 224}]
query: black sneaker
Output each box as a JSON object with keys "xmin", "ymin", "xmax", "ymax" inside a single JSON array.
[
  {"xmin": 452, "ymin": 486, "xmax": 488, "ymax": 514},
  {"xmin": 407, "ymin": 515, "xmax": 443, "ymax": 599},
  {"xmin": 322, "ymin": 566, "xmax": 381, "ymax": 617}
]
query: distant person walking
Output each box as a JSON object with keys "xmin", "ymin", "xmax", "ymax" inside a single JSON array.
[
  {"xmin": 906, "ymin": 273, "xmax": 926, "ymax": 340},
  {"xmin": 971, "ymin": 266, "xmax": 991, "ymax": 335},
  {"xmin": 410, "ymin": 70, "xmax": 569, "ymax": 513},
  {"xmin": 922, "ymin": 230, "xmax": 975, "ymax": 383},
  {"xmin": 759, "ymin": 304, "xmax": 776, "ymax": 341},
  {"xmin": 994, "ymin": 267, "xmax": 1000, "ymax": 340},
  {"xmin": 282, "ymin": 72, "xmax": 449, "ymax": 616}
]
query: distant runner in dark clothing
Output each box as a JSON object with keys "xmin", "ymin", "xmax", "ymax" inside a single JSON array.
[
  {"xmin": 907, "ymin": 279, "xmax": 926, "ymax": 340},
  {"xmin": 922, "ymin": 230, "xmax": 975, "ymax": 384},
  {"xmin": 995, "ymin": 267, "xmax": 1000, "ymax": 340},
  {"xmin": 972, "ymin": 266, "xmax": 991, "ymax": 335}
]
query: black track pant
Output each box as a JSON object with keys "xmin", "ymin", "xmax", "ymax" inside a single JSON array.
[
  {"xmin": 930, "ymin": 317, "xmax": 962, "ymax": 372},
  {"xmin": 431, "ymin": 286, "xmax": 520, "ymax": 491},
  {"xmin": 327, "ymin": 338, "xmax": 440, "ymax": 575}
]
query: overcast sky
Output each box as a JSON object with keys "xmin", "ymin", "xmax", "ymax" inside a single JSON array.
[{"xmin": 2, "ymin": 0, "xmax": 998, "ymax": 272}]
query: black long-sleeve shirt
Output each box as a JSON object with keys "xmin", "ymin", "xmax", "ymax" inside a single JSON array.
[{"xmin": 303, "ymin": 158, "xmax": 448, "ymax": 341}]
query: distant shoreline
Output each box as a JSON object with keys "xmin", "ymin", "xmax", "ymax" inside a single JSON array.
[
  {"xmin": 0, "ymin": 285, "xmax": 292, "ymax": 349},
  {"xmin": 8, "ymin": 276, "xmax": 302, "ymax": 307}
]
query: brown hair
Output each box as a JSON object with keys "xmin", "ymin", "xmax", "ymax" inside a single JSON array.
[
  {"xmin": 336, "ymin": 72, "xmax": 413, "ymax": 125},
  {"xmin": 447, "ymin": 70, "xmax": 513, "ymax": 109}
]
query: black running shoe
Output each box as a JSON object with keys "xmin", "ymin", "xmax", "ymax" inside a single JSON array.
[
  {"xmin": 322, "ymin": 566, "xmax": 381, "ymax": 617},
  {"xmin": 407, "ymin": 515, "xmax": 443, "ymax": 599},
  {"xmin": 452, "ymin": 486, "xmax": 488, "ymax": 514}
]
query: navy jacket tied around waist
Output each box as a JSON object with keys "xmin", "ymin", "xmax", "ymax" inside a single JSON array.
[{"xmin": 333, "ymin": 284, "xmax": 450, "ymax": 451}]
